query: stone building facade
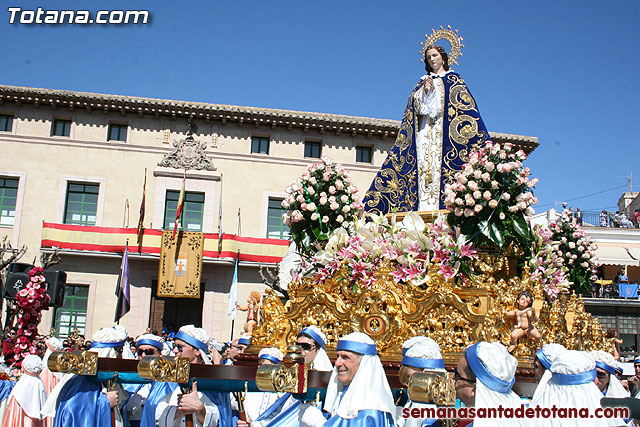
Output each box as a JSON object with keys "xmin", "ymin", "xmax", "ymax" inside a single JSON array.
[{"xmin": 0, "ymin": 84, "xmax": 538, "ymax": 341}]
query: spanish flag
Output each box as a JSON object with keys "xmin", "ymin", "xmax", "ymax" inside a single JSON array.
[{"xmin": 172, "ymin": 177, "xmax": 185, "ymax": 239}]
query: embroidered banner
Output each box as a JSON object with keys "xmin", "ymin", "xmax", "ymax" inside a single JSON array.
[{"xmin": 158, "ymin": 230, "xmax": 204, "ymax": 298}]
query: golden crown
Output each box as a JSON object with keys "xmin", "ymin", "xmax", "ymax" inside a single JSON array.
[{"xmin": 420, "ymin": 26, "xmax": 464, "ymax": 65}]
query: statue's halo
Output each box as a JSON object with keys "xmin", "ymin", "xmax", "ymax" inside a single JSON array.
[{"xmin": 420, "ymin": 25, "xmax": 465, "ymax": 66}]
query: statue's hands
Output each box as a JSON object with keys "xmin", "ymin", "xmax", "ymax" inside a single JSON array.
[{"xmin": 423, "ymin": 76, "xmax": 434, "ymax": 92}]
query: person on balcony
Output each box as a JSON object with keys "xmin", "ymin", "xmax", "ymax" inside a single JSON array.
[{"xmin": 600, "ymin": 210, "xmax": 609, "ymax": 227}]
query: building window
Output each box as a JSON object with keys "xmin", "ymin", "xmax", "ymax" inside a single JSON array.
[
  {"xmin": 54, "ymin": 284, "xmax": 89, "ymax": 338},
  {"xmin": 108, "ymin": 123, "xmax": 127, "ymax": 142},
  {"xmin": 51, "ymin": 118, "xmax": 71, "ymax": 137},
  {"xmin": 251, "ymin": 136, "xmax": 269, "ymax": 154},
  {"xmin": 267, "ymin": 198, "xmax": 291, "ymax": 240},
  {"xmin": 0, "ymin": 178, "xmax": 18, "ymax": 226},
  {"xmin": 64, "ymin": 183, "xmax": 99, "ymax": 226},
  {"xmin": 304, "ymin": 140, "xmax": 322, "ymax": 159},
  {"xmin": 356, "ymin": 146, "xmax": 373, "ymax": 163},
  {"xmin": 0, "ymin": 114, "xmax": 13, "ymax": 132},
  {"xmin": 163, "ymin": 190, "xmax": 205, "ymax": 232}
]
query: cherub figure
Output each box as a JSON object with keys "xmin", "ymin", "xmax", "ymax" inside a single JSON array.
[
  {"xmin": 237, "ymin": 291, "xmax": 261, "ymax": 335},
  {"xmin": 503, "ymin": 290, "xmax": 541, "ymax": 353}
]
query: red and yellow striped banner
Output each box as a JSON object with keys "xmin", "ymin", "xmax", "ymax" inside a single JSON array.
[{"xmin": 41, "ymin": 222, "xmax": 290, "ymax": 263}]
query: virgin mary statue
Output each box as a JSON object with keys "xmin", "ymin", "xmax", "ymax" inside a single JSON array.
[{"xmin": 363, "ymin": 30, "xmax": 491, "ymax": 215}]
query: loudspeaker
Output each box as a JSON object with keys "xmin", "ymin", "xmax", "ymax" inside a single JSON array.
[
  {"xmin": 44, "ymin": 270, "xmax": 66, "ymax": 308},
  {"xmin": 3, "ymin": 263, "xmax": 66, "ymax": 308}
]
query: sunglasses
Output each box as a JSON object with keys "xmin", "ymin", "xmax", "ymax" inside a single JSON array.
[
  {"xmin": 596, "ymin": 371, "xmax": 609, "ymax": 380},
  {"xmin": 295, "ymin": 342, "xmax": 316, "ymax": 351},
  {"xmin": 137, "ymin": 348, "xmax": 157, "ymax": 356},
  {"xmin": 175, "ymin": 343, "xmax": 191, "ymax": 352},
  {"xmin": 454, "ymin": 369, "xmax": 475, "ymax": 384}
]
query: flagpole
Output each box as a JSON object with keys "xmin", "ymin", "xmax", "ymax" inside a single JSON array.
[{"xmin": 217, "ymin": 173, "xmax": 223, "ymax": 255}]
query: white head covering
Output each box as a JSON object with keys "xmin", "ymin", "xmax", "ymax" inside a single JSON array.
[
  {"xmin": 530, "ymin": 350, "xmax": 610, "ymax": 427},
  {"xmin": 402, "ymin": 336, "xmax": 431, "ymax": 355},
  {"xmin": 299, "ymin": 325, "xmax": 333, "ymax": 372},
  {"xmin": 258, "ymin": 347, "xmax": 284, "ymax": 363},
  {"xmin": 466, "ymin": 342, "xmax": 527, "ymax": 427},
  {"xmin": 324, "ymin": 332, "xmax": 395, "ymax": 419},
  {"xmin": 590, "ymin": 350, "xmax": 629, "ymax": 398},
  {"xmin": 175, "ymin": 325, "xmax": 212, "ymax": 364},
  {"xmin": 402, "ymin": 337, "xmax": 446, "ymax": 373},
  {"xmin": 532, "ymin": 343, "xmax": 567, "ymax": 402},
  {"xmin": 90, "ymin": 325, "xmax": 128, "ymax": 358},
  {"xmin": 42, "ymin": 337, "xmax": 64, "ymax": 367},
  {"xmin": 11, "ymin": 355, "xmax": 47, "ymax": 419}
]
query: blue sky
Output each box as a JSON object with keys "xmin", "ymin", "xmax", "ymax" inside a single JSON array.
[{"xmin": 2, "ymin": 0, "xmax": 639, "ymax": 213}]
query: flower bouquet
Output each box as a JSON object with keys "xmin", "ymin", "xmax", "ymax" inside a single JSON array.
[
  {"xmin": 444, "ymin": 141, "xmax": 538, "ymax": 251},
  {"xmin": 549, "ymin": 211, "xmax": 599, "ymax": 294},
  {"xmin": 282, "ymin": 157, "xmax": 364, "ymax": 257},
  {"xmin": 14, "ymin": 266, "xmax": 51, "ymax": 366},
  {"xmin": 303, "ymin": 212, "xmax": 477, "ymax": 289},
  {"xmin": 526, "ymin": 225, "xmax": 570, "ymax": 300}
]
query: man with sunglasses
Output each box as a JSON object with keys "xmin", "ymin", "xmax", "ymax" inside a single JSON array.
[
  {"xmin": 296, "ymin": 325, "xmax": 333, "ymax": 372},
  {"xmin": 48, "ymin": 326, "xmax": 129, "ymax": 427},
  {"xmin": 155, "ymin": 325, "xmax": 233, "ymax": 427},
  {"xmin": 126, "ymin": 334, "xmax": 166, "ymax": 427},
  {"xmin": 224, "ymin": 335, "xmax": 251, "ymax": 365},
  {"xmin": 454, "ymin": 341, "xmax": 526, "ymax": 427}
]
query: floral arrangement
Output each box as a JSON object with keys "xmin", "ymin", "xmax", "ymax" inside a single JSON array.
[
  {"xmin": 444, "ymin": 141, "xmax": 538, "ymax": 250},
  {"xmin": 14, "ymin": 267, "xmax": 51, "ymax": 367},
  {"xmin": 303, "ymin": 212, "xmax": 478, "ymax": 288},
  {"xmin": 282, "ymin": 157, "xmax": 364, "ymax": 257},
  {"xmin": 526, "ymin": 225, "xmax": 570, "ymax": 300},
  {"xmin": 549, "ymin": 211, "xmax": 599, "ymax": 294}
]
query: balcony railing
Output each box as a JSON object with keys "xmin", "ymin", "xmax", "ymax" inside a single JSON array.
[{"xmin": 573, "ymin": 211, "xmax": 639, "ymax": 229}]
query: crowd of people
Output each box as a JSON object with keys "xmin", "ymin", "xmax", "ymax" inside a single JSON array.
[
  {"xmin": 0, "ymin": 321, "xmax": 636, "ymax": 426},
  {"xmin": 598, "ymin": 209, "xmax": 640, "ymax": 228}
]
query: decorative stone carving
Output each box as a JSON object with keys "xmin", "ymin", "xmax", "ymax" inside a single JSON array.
[{"xmin": 158, "ymin": 120, "xmax": 216, "ymax": 171}]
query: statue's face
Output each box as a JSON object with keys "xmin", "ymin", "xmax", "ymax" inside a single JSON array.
[
  {"xmin": 426, "ymin": 48, "xmax": 444, "ymax": 72},
  {"xmin": 517, "ymin": 294, "xmax": 531, "ymax": 309}
]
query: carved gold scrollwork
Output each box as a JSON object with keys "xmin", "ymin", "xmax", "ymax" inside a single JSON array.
[
  {"xmin": 47, "ymin": 351, "xmax": 97, "ymax": 375},
  {"xmin": 256, "ymin": 347, "xmax": 308, "ymax": 394},
  {"xmin": 252, "ymin": 213, "xmax": 611, "ymax": 364},
  {"xmin": 408, "ymin": 371, "xmax": 456, "ymax": 406},
  {"xmin": 138, "ymin": 356, "xmax": 191, "ymax": 383}
]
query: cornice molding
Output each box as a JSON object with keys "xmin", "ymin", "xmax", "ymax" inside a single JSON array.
[{"xmin": 0, "ymin": 84, "xmax": 539, "ymax": 152}]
